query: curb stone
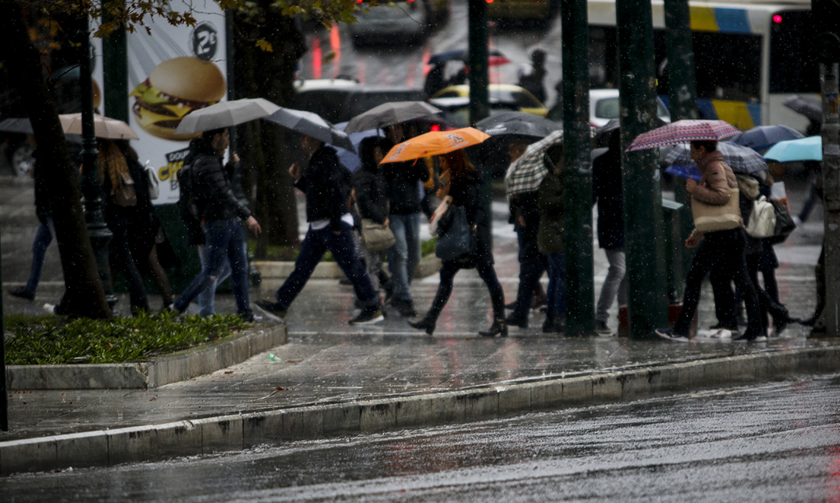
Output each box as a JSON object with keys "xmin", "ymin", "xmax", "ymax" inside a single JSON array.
[
  {"xmin": 5, "ymin": 323, "xmax": 288, "ymax": 390},
  {"xmin": 1, "ymin": 346, "xmax": 837, "ymax": 476}
]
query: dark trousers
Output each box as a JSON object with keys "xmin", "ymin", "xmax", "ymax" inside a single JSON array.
[
  {"xmin": 426, "ymin": 256, "xmax": 505, "ymax": 322},
  {"xmin": 107, "ymin": 212, "xmax": 149, "ymax": 312},
  {"xmin": 275, "ymin": 223, "xmax": 378, "ymax": 309},
  {"xmin": 674, "ymin": 228, "xmax": 762, "ymax": 337},
  {"xmin": 511, "ymin": 224, "xmax": 547, "ymax": 319}
]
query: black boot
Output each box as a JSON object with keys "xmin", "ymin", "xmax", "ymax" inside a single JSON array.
[
  {"xmin": 505, "ymin": 313, "xmax": 528, "ymax": 329},
  {"xmin": 480, "ymin": 318, "xmax": 508, "ymax": 337},
  {"xmin": 408, "ymin": 314, "xmax": 437, "ymax": 335}
]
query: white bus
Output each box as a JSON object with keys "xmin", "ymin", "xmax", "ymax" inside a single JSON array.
[{"xmin": 587, "ymin": 0, "xmax": 818, "ymax": 132}]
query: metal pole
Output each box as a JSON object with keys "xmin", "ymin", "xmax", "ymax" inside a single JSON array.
[
  {"xmin": 616, "ymin": 0, "xmax": 669, "ymax": 338},
  {"xmin": 561, "ymin": 0, "xmax": 595, "ymax": 336},
  {"xmin": 0, "ymin": 229, "xmax": 7, "ymax": 431},
  {"xmin": 79, "ymin": 16, "xmax": 117, "ymax": 309},
  {"xmin": 467, "ymin": 0, "xmax": 489, "ymax": 126},
  {"xmin": 663, "ymin": 0, "xmax": 699, "ymax": 298},
  {"xmin": 467, "ymin": 0, "xmax": 492, "ymax": 231},
  {"xmin": 102, "ymin": 9, "xmax": 128, "ymax": 123},
  {"xmin": 226, "ymin": 9, "xmax": 237, "ymax": 152},
  {"xmin": 819, "ymin": 62, "xmax": 839, "ymax": 336}
]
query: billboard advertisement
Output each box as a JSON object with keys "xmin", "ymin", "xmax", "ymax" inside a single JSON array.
[{"xmin": 93, "ymin": 1, "xmax": 227, "ymax": 205}]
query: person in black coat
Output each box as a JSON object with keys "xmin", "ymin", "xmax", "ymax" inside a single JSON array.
[
  {"xmin": 352, "ymin": 136, "xmax": 391, "ymax": 293},
  {"xmin": 409, "ymin": 150, "xmax": 506, "ymax": 337},
  {"xmin": 258, "ymin": 133, "xmax": 383, "ymax": 325},
  {"xmin": 591, "ymin": 130, "xmax": 627, "ymax": 335},
  {"xmin": 169, "ymin": 129, "xmax": 262, "ymax": 321}
]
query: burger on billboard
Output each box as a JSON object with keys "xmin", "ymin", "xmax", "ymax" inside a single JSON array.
[{"xmin": 129, "ymin": 56, "xmax": 225, "ymax": 141}]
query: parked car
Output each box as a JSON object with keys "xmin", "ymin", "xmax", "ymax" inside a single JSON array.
[
  {"xmin": 588, "ymin": 88, "xmax": 671, "ymax": 128},
  {"xmin": 292, "ymin": 79, "xmax": 427, "ymax": 124},
  {"xmin": 431, "ymin": 84, "xmax": 549, "ymax": 118},
  {"xmin": 428, "ymin": 97, "xmax": 521, "ymax": 128},
  {"xmin": 349, "ymin": 0, "xmax": 431, "ymax": 46}
]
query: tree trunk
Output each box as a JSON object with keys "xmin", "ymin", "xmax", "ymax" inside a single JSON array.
[
  {"xmin": 0, "ymin": 3, "xmax": 111, "ymax": 319},
  {"xmin": 234, "ymin": 4, "xmax": 307, "ymax": 251}
]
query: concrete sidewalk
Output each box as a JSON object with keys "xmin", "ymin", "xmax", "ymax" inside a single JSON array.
[{"xmin": 1, "ymin": 174, "xmax": 837, "ymax": 476}]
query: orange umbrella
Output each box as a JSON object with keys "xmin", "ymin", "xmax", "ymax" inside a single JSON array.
[{"xmin": 382, "ymin": 127, "xmax": 490, "ymax": 163}]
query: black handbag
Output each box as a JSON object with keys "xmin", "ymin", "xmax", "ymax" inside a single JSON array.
[{"xmin": 766, "ymin": 200, "xmax": 795, "ymax": 245}]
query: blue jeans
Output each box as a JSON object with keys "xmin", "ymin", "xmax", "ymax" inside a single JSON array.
[
  {"xmin": 274, "ymin": 223, "xmax": 378, "ymax": 309},
  {"xmin": 174, "ymin": 219, "xmax": 251, "ymax": 317},
  {"xmin": 546, "ymin": 252, "xmax": 566, "ymax": 318},
  {"xmin": 24, "ymin": 217, "xmax": 55, "ymax": 295},
  {"xmin": 196, "ymin": 242, "xmax": 249, "ymax": 317},
  {"xmin": 388, "ymin": 212, "xmax": 421, "ymax": 302}
]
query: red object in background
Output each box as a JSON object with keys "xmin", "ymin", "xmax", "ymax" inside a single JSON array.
[
  {"xmin": 430, "ymin": 124, "xmax": 441, "ymax": 132},
  {"xmin": 773, "ymin": 14, "xmax": 783, "ymax": 23}
]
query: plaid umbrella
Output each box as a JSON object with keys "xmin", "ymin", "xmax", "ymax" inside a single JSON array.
[
  {"xmin": 664, "ymin": 141, "xmax": 767, "ymax": 174},
  {"xmin": 626, "ymin": 120, "xmax": 740, "ymax": 152},
  {"xmin": 505, "ymin": 130, "xmax": 563, "ymax": 195}
]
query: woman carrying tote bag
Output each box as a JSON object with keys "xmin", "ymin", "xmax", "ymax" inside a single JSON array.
[
  {"xmin": 409, "ymin": 150, "xmax": 506, "ymax": 337},
  {"xmin": 656, "ymin": 140, "xmax": 764, "ymax": 342}
]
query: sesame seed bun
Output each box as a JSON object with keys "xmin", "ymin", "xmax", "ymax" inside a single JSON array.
[{"xmin": 149, "ymin": 57, "xmax": 225, "ymax": 103}]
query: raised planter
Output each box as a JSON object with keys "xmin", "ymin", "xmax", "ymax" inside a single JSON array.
[{"xmin": 5, "ymin": 323, "xmax": 288, "ymax": 390}]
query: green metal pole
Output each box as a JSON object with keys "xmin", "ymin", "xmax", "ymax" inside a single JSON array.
[
  {"xmin": 561, "ymin": 0, "xmax": 595, "ymax": 336},
  {"xmin": 467, "ymin": 0, "xmax": 489, "ymax": 127},
  {"xmin": 663, "ymin": 0, "xmax": 698, "ymax": 299},
  {"xmin": 101, "ymin": 9, "xmax": 128, "ymax": 123},
  {"xmin": 813, "ymin": 1, "xmax": 840, "ymax": 336},
  {"xmin": 467, "ymin": 0, "xmax": 492, "ymax": 230},
  {"xmin": 0, "ymin": 228, "xmax": 6, "ymax": 431},
  {"xmin": 616, "ymin": 0, "xmax": 669, "ymax": 338}
]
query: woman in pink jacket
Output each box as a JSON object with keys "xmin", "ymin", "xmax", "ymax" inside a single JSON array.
[{"xmin": 656, "ymin": 140, "xmax": 763, "ymax": 342}]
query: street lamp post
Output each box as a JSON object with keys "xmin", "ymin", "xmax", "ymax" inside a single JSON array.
[{"xmin": 78, "ymin": 17, "xmax": 117, "ymax": 309}]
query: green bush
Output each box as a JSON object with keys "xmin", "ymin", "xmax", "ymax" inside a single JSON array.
[{"xmin": 4, "ymin": 312, "xmax": 246, "ymax": 365}]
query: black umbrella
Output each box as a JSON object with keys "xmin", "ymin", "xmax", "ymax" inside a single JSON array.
[
  {"xmin": 475, "ymin": 111, "xmax": 563, "ymax": 139},
  {"xmin": 783, "ymin": 95, "xmax": 822, "ymax": 123}
]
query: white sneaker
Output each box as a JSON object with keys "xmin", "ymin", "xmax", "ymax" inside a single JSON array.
[{"xmin": 655, "ymin": 327, "xmax": 689, "ymax": 342}]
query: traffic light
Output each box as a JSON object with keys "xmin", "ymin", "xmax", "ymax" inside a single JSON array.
[{"xmin": 813, "ymin": 0, "xmax": 840, "ymax": 63}]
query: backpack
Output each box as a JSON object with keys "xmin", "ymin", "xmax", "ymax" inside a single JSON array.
[{"xmin": 745, "ymin": 195, "xmax": 776, "ymax": 238}]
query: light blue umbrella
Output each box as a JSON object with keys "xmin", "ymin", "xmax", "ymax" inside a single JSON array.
[{"xmin": 763, "ymin": 136, "xmax": 822, "ymax": 162}]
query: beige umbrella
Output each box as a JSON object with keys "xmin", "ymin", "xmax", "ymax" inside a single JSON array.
[{"xmin": 59, "ymin": 113, "xmax": 139, "ymax": 140}]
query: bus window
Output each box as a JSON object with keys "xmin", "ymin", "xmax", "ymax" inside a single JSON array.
[
  {"xmin": 691, "ymin": 32, "xmax": 761, "ymax": 102},
  {"xmin": 770, "ymin": 9, "xmax": 820, "ymax": 94}
]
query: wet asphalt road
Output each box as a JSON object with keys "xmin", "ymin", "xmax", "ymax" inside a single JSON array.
[{"xmin": 3, "ymin": 376, "xmax": 839, "ymax": 502}]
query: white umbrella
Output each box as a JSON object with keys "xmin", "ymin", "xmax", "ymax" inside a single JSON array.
[
  {"xmin": 264, "ymin": 107, "xmax": 355, "ymax": 152},
  {"xmin": 0, "ymin": 115, "xmax": 138, "ymax": 140},
  {"xmin": 344, "ymin": 101, "xmax": 442, "ymax": 134},
  {"xmin": 173, "ymin": 98, "xmax": 281, "ymax": 135},
  {"xmin": 59, "ymin": 113, "xmax": 139, "ymax": 140}
]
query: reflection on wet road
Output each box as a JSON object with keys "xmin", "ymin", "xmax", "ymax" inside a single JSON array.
[{"xmin": 5, "ymin": 376, "xmax": 839, "ymax": 502}]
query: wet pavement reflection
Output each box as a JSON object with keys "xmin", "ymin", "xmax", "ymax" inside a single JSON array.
[{"xmin": 3, "ymin": 376, "xmax": 839, "ymax": 502}]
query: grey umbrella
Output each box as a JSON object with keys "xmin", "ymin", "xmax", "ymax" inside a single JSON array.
[
  {"xmin": 0, "ymin": 114, "xmax": 138, "ymax": 139},
  {"xmin": 173, "ymin": 98, "xmax": 281, "ymax": 135},
  {"xmin": 344, "ymin": 101, "xmax": 442, "ymax": 134},
  {"xmin": 783, "ymin": 95, "xmax": 822, "ymax": 123},
  {"xmin": 264, "ymin": 107, "xmax": 355, "ymax": 152}
]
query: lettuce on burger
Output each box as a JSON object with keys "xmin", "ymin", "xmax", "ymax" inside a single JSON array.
[{"xmin": 130, "ymin": 56, "xmax": 226, "ymax": 141}]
